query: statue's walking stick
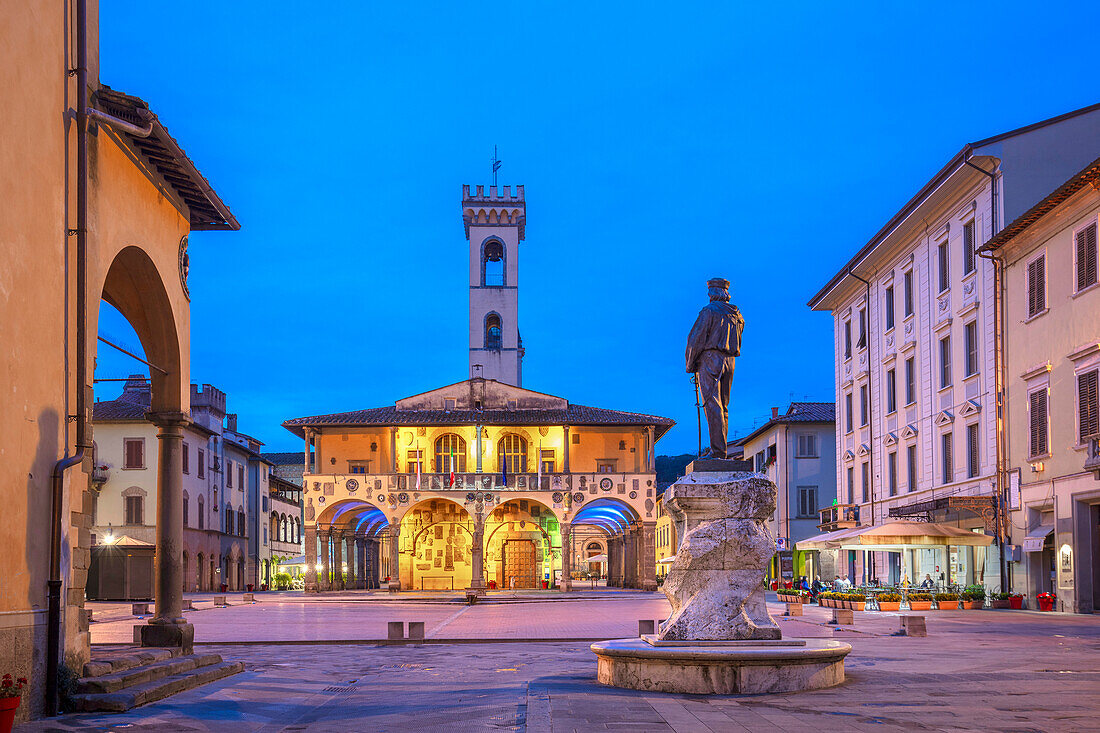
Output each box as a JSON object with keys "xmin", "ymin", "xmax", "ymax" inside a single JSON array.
[{"xmin": 692, "ymin": 373, "xmax": 702, "ymax": 457}]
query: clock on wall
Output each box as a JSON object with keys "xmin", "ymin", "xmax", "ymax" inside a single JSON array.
[{"xmin": 599, "ymin": 477, "xmax": 613, "ymax": 492}]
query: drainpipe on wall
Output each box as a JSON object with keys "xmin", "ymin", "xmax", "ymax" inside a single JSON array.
[
  {"xmin": 48, "ymin": 0, "xmax": 91, "ymax": 715},
  {"xmin": 970, "ymin": 153, "xmax": 1009, "ymax": 593},
  {"xmin": 846, "ymin": 267, "xmax": 877, "ymax": 582}
]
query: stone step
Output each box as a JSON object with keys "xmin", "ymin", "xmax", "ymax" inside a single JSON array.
[
  {"xmin": 76, "ymin": 653, "xmax": 223, "ymax": 694},
  {"xmin": 82, "ymin": 648, "xmax": 180, "ymax": 678},
  {"xmin": 69, "ymin": 660, "xmax": 244, "ymax": 712}
]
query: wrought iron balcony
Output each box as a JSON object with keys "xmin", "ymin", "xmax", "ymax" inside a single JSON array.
[{"xmin": 91, "ymin": 465, "xmax": 110, "ymax": 486}]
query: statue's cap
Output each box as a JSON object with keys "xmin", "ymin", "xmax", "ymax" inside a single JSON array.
[{"xmin": 707, "ymin": 277, "xmax": 730, "ymax": 290}]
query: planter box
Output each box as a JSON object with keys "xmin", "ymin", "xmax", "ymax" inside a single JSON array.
[
  {"xmin": 991, "ymin": 599, "xmax": 1010, "ymax": 609},
  {"xmin": 908, "ymin": 601, "xmax": 932, "ymax": 611},
  {"xmin": 877, "ymin": 601, "xmax": 900, "ymax": 612},
  {"xmin": 1038, "ymin": 599, "xmax": 1055, "ymax": 612},
  {"xmin": 961, "ymin": 600, "xmax": 983, "ymax": 610},
  {"xmin": 1009, "ymin": 596, "xmax": 1023, "ymax": 610},
  {"xmin": 936, "ymin": 601, "xmax": 958, "ymax": 610},
  {"xmin": 851, "ymin": 602, "xmax": 866, "ymax": 611}
]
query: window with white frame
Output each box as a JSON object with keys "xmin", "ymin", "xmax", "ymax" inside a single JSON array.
[
  {"xmin": 885, "ymin": 285, "xmax": 895, "ymax": 330},
  {"xmin": 846, "ymin": 466, "xmax": 854, "ymax": 504},
  {"xmin": 905, "ymin": 357, "xmax": 916, "ymax": 405},
  {"xmin": 1079, "ymin": 368, "xmax": 1099, "ymax": 444},
  {"xmin": 859, "ymin": 385, "xmax": 869, "ymax": 426},
  {"xmin": 966, "ymin": 422, "xmax": 980, "ymax": 478},
  {"xmin": 938, "ymin": 241, "xmax": 950, "ymax": 292},
  {"xmin": 888, "ymin": 451, "xmax": 898, "ymax": 496},
  {"xmin": 964, "ymin": 320, "xmax": 979, "ymax": 377},
  {"xmin": 1076, "ymin": 221, "xmax": 1098, "ymax": 292},
  {"xmin": 860, "ymin": 461, "xmax": 869, "ymax": 503},
  {"xmin": 906, "ymin": 443, "xmax": 918, "ymax": 492},
  {"xmin": 1027, "ymin": 254, "xmax": 1046, "ymax": 317},
  {"xmin": 845, "ymin": 393, "xmax": 853, "ymax": 434},
  {"xmin": 939, "ymin": 336, "xmax": 952, "ymax": 387},
  {"xmin": 941, "ymin": 432, "xmax": 953, "ymax": 484},
  {"xmin": 903, "ymin": 269, "xmax": 914, "ymax": 317},
  {"xmin": 844, "ymin": 319, "xmax": 852, "ymax": 359},
  {"xmin": 1028, "ymin": 388, "xmax": 1048, "ymax": 457},
  {"xmin": 886, "ymin": 368, "xmax": 897, "ymax": 414},
  {"xmin": 963, "ymin": 220, "xmax": 976, "ymax": 276}
]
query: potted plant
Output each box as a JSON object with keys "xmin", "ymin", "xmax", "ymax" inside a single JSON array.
[
  {"xmin": 907, "ymin": 592, "xmax": 932, "ymax": 611},
  {"xmin": 990, "ymin": 592, "xmax": 1011, "ymax": 609},
  {"xmin": 849, "ymin": 592, "xmax": 866, "ymax": 611},
  {"xmin": 961, "ymin": 585, "xmax": 985, "ymax": 610},
  {"xmin": 1009, "ymin": 593, "xmax": 1024, "ymax": 610},
  {"xmin": 934, "ymin": 592, "xmax": 959, "ymax": 609},
  {"xmin": 1037, "ymin": 592, "xmax": 1056, "ymax": 612},
  {"xmin": 877, "ymin": 591, "xmax": 902, "ymax": 612},
  {"xmin": 1, "ymin": 674, "xmax": 27, "ymax": 733}
]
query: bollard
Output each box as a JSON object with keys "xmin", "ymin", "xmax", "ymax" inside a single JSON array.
[
  {"xmin": 465, "ymin": 591, "xmax": 479, "ymax": 605},
  {"xmin": 388, "ymin": 621, "xmax": 405, "ymax": 640},
  {"xmin": 900, "ymin": 615, "xmax": 927, "ymax": 637},
  {"xmin": 829, "ymin": 608, "xmax": 854, "ymax": 625},
  {"xmin": 243, "ymin": 593, "xmax": 255, "ymax": 603},
  {"xmin": 785, "ymin": 602, "xmax": 803, "ymax": 617},
  {"xmin": 131, "ymin": 603, "xmax": 150, "ymax": 616},
  {"xmin": 408, "ymin": 622, "xmax": 425, "ymax": 640},
  {"xmin": 638, "ymin": 620, "xmax": 656, "ymax": 636},
  {"xmin": 182, "ymin": 600, "xmax": 194, "ymax": 610},
  {"xmin": 214, "ymin": 595, "xmax": 228, "ymax": 607},
  {"xmin": 133, "ymin": 625, "xmax": 142, "ymax": 643}
]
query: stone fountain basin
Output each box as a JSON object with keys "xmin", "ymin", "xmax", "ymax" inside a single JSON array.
[{"xmin": 590, "ymin": 637, "xmax": 852, "ymax": 695}]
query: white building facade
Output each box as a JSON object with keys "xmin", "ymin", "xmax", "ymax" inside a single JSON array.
[{"xmin": 809, "ymin": 104, "xmax": 1100, "ymax": 591}]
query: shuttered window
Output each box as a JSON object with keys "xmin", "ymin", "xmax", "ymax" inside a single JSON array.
[
  {"xmin": 966, "ymin": 423, "xmax": 980, "ymax": 478},
  {"xmin": 1077, "ymin": 223, "xmax": 1098, "ymax": 291},
  {"xmin": 860, "ymin": 462, "xmax": 869, "ymax": 503},
  {"xmin": 859, "ymin": 385, "xmax": 869, "ymax": 426},
  {"xmin": 198, "ymin": 448, "xmax": 205, "ymax": 478},
  {"xmin": 885, "ymin": 285, "xmax": 895, "ymax": 330},
  {"xmin": 123, "ymin": 438, "xmax": 144, "ymax": 469},
  {"xmin": 846, "ymin": 467, "xmax": 854, "ymax": 504},
  {"xmin": 1028, "ymin": 256, "xmax": 1046, "ymax": 317},
  {"xmin": 888, "ymin": 451, "xmax": 898, "ymax": 496},
  {"xmin": 1029, "ymin": 389, "xmax": 1048, "ymax": 457},
  {"xmin": 905, "ymin": 357, "xmax": 916, "ymax": 405},
  {"xmin": 796, "ymin": 434, "xmax": 817, "ymax": 457},
  {"xmin": 182, "ymin": 442, "xmax": 190, "ymax": 474},
  {"xmin": 941, "ymin": 432, "xmax": 953, "ymax": 484},
  {"xmin": 845, "ymin": 393, "xmax": 853, "ymax": 433},
  {"xmin": 907, "ymin": 444, "xmax": 918, "ymax": 492},
  {"xmin": 963, "ymin": 220, "xmax": 976, "ymax": 275},
  {"xmin": 886, "ymin": 368, "xmax": 897, "ymax": 413},
  {"xmin": 844, "ymin": 320, "xmax": 852, "ymax": 359},
  {"xmin": 125, "ymin": 495, "xmax": 143, "ymax": 525},
  {"xmin": 183, "ymin": 497, "xmax": 189, "ymax": 527},
  {"xmin": 904, "ymin": 270, "xmax": 914, "ymax": 316},
  {"xmin": 940, "ymin": 336, "xmax": 951, "ymax": 387},
  {"xmin": 964, "ymin": 321, "xmax": 979, "ymax": 377},
  {"xmin": 938, "ymin": 241, "xmax": 950, "ymax": 292},
  {"xmin": 238, "ymin": 464, "xmax": 245, "ymax": 490},
  {"xmin": 226, "ymin": 460, "xmax": 233, "ymax": 487},
  {"xmin": 1079, "ymin": 369, "xmax": 1099, "ymax": 444}
]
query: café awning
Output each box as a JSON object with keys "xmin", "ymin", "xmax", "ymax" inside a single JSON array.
[
  {"xmin": 1021, "ymin": 525, "xmax": 1053, "ymax": 553},
  {"xmin": 796, "ymin": 521, "xmax": 994, "ymax": 551},
  {"xmin": 585, "ymin": 554, "xmax": 608, "ymax": 563}
]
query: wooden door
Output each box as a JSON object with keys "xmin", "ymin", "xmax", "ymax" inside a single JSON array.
[{"xmin": 502, "ymin": 539, "xmax": 538, "ymax": 589}]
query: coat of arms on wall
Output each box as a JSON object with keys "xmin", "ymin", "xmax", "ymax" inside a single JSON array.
[{"xmin": 178, "ymin": 235, "xmax": 190, "ymax": 300}]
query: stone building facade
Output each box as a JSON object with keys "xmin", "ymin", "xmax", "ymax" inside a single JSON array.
[{"xmin": 809, "ymin": 103, "xmax": 1100, "ymax": 591}]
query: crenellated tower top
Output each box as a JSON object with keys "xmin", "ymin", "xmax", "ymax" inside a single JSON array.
[{"xmin": 462, "ymin": 184, "xmax": 526, "ymax": 241}]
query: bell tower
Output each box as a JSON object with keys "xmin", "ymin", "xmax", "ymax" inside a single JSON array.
[{"xmin": 462, "ymin": 184, "xmax": 525, "ymax": 386}]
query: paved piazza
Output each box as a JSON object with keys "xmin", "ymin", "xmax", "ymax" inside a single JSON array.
[{"xmin": 21, "ymin": 592, "xmax": 1100, "ymax": 732}]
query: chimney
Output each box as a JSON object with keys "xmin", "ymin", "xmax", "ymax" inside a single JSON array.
[
  {"xmin": 771, "ymin": 407, "xmax": 779, "ymax": 419},
  {"xmin": 226, "ymin": 413, "xmax": 238, "ymax": 432}
]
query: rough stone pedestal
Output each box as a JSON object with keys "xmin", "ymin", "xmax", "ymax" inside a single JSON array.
[
  {"xmin": 659, "ymin": 471, "xmax": 780, "ymax": 641},
  {"xmin": 139, "ymin": 622, "xmax": 194, "ymax": 655},
  {"xmin": 593, "ymin": 470, "xmax": 851, "ymax": 695}
]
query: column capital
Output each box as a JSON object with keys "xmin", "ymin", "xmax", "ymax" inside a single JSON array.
[{"xmin": 145, "ymin": 411, "xmax": 191, "ymax": 430}]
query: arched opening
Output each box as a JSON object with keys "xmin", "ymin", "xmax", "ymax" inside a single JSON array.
[
  {"xmin": 434, "ymin": 433, "xmax": 467, "ymax": 473},
  {"xmin": 485, "ymin": 498, "xmax": 559, "ymax": 589},
  {"xmin": 484, "ymin": 313, "xmax": 502, "ymax": 350},
  {"xmin": 399, "ymin": 499, "xmax": 472, "ymax": 591},
  {"xmin": 498, "ymin": 433, "xmax": 527, "ymax": 473},
  {"xmin": 483, "ymin": 239, "xmax": 504, "ymax": 286},
  {"xmin": 196, "ymin": 552, "xmax": 205, "ymax": 591},
  {"xmin": 571, "ymin": 498, "xmax": 641, "ymax": 588}
]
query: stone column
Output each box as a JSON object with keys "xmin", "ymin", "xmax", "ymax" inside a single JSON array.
[
  {"xmin": 559, "ymin": 523, "xmax": 572, "ymax": 591},
  {"xmin": 640, "ymin": 522, "xmax": 658, "ymax": 591},
  {"xmin": 318, "ymin": 529, "xmax": 332, "ymax": 591},
  {"xmin": 623, "ymin": 526, "xmax": 638, "ymax": 589},
  {"xmin": 387, "ymin": 525, "xmax": 402, "ymax": 591},
  {"xmin": 344, "ymin": 534, "xmax": 356, "ymax": 588},
  {"xmin": 142, "ymin": 412, "xmax": 194, "ymax": 652},
  {"xmin": 467, "ymin": 500, "xmax": 488, "ymax": 595},
  {"xmin": 304, "ymin": 522, "xmax": 318, "ymax": 593},
  {"xmin": 608, "ymin": 537, "xmax": 620, "ymax": 587},
  {"xmin": 369, "ymin": 540, "xmax": 379, "ymax": 589},
  {"xmin": 332, "ymin": 531, "xmax": 344, "ymax": 590},
  {"xmin": 303, "ymin": 429, "xmax": 313, "ymax": 482}
]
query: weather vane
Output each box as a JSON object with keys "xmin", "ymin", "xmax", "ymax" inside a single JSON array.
[{"xmin": 491, "ymin": 145, "xmax": 501, "ymax": 186}]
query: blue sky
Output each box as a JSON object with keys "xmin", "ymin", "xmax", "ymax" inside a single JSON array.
[{"xmin": 94, "ymin": 1, "xmax": 1100, "ymax": 454}]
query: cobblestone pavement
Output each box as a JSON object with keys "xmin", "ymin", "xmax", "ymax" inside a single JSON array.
[{"xmin": 23, "ymin": 598, "xmax": 1100, "ymax": 732}]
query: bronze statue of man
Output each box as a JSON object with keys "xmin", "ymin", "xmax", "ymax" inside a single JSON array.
[{"xmin": 685, "ymin": 278, "xmax": 744, "ymax": 459}]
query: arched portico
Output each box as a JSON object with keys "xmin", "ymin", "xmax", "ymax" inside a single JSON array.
[
  {"xmin": 570, "ymin": 498, "xmax": 656, "ymax": 591},
  {"xmin": 97, "ymin": 243, "xmax": 193, "ymax": 646},
  {"xmin": 398, "ymin": 498, "xmax": 472, "ymax": 591}
]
